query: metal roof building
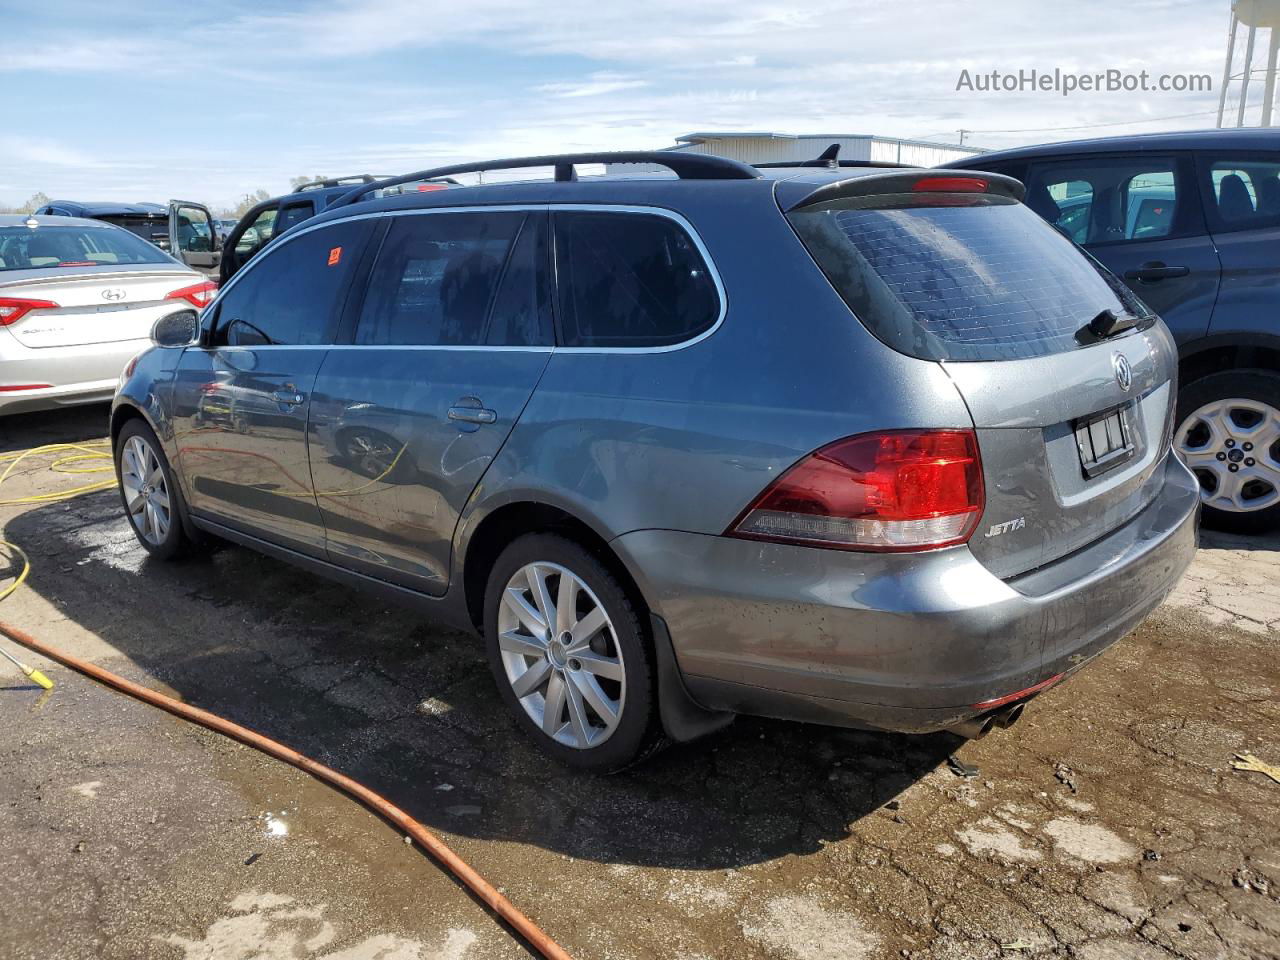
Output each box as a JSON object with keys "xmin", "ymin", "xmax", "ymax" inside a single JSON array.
[{"xmin": 663, "ymin": 131, "xmax": 983, "ymax": 167}]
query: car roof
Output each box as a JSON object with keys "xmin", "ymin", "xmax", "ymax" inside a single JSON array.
[
  {"xmin": 305, "ymin": 165, "xmax": 922, "ymax": 227},
  {"xmin": 945, "ymin": 127, "xmax": 1280, "ymax": 165},
  {"xmin": 43, "ymin": 201, "xmax": 168, "ymax": 216},
  {"xmin": 0, "ymin": 213, "xmax": 123, "ymax": 228}
]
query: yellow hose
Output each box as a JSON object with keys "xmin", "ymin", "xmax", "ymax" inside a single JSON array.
[{"xmin": 0, "ymin": 440, "xmax": 115, "ymax": 505}]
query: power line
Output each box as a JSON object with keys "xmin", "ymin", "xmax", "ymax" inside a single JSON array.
[{"xmin": 906, "ymin": 109, "xmax": 1222, "ymax": 143}]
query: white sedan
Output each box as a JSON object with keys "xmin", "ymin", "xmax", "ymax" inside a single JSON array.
[{"xmin": 0, "ymin": 214, "xmax": 215, "ymax": 416}]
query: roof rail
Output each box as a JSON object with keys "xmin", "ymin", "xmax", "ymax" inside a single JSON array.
[
  {"xmin": 294, "ymin": 175, "xmax": 390, "ymax": 193},
  {"xmin": 330, "ymin": 151, "xmax": 761, "ymax": 208}
]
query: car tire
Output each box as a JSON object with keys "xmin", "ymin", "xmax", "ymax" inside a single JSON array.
[
  {"xmin": 1174, "ymin": 368, "xmax": 1280, "ymax": 533},
  {"xmin": 115, "ymin": 418, "xmax": 196, "ymax": 560},
  {"xmin": 483, "ymin": 533, "xmax": 658, "ymax": 773}
]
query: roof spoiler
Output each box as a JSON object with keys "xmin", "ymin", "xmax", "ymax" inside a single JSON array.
[
  {"xmin": 780, "ymin": 170, "xmax": 1025, "ymax": 212},
  {"xmin": 330, "ymin": 151, "xmax": 761, "ymax": 209}
]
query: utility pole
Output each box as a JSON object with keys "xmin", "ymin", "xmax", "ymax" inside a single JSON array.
[{"xmin": 957, "ymin": 129, "xmax": 970, "ymax": 147}]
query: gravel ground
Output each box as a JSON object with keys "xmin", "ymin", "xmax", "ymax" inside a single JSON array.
[{"xmin": 0, "ymin": 405, "xmax": 1276, "ymax": 960}]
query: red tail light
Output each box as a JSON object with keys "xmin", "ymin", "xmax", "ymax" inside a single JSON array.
[
  {"xmin": 0, "ymin": 297, "xmax": 59, "ymax": 326},
  {"xmin": 912, "ymin": 176, "xmax": 989, "ymax": 193},
  {"xmin": 728, "ymin": 429, "xmax": 984, "ymax": 552},
  {"xmin": 0, "ymin": 383, "xmax": 54, "ymax": 392},
  {"xmin": 165, "ymin": 280, "xmax": 218, "ymax": 308}
]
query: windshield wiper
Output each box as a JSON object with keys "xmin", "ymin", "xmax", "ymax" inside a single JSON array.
[{"xmin": 1076, "ymin": 308, "xmax": 1151, "ymax": 344}]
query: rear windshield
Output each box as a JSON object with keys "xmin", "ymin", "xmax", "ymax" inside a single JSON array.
[
  {"xmin": 788, "ymin": 196, "xmax": 1149, "ymax": 362},
  {"xmin": 0, "ymin": 224, "xmax": 172, "ymax": 272}
]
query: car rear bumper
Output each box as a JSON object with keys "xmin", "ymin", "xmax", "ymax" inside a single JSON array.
[
  {"xmin": 613, "ymin": 454, "xmax": 1200, "ymax": 733},
  {"xmin": 0, "ymin": 334, "xmax": 143, "ymax": 415}
]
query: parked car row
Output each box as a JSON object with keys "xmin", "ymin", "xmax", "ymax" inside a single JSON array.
[{"xmin": 111, "ymin": 149, "xmax": 1200, "ymax": 771}]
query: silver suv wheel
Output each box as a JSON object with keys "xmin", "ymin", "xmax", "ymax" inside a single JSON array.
[
  {"xmin": 1175, "ymin": 397, "xmax": 1280, "ymax": 513},
  {"xmin": 120, "ymin": 434, "xmax": 172, "ymax": 545},
  {"xmin": 497, "ymin": 561, "xmax": 626, "ymax": 749}
]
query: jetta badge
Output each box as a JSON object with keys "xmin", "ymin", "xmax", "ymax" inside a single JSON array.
[
  {"xmin": 1113, "ymin": 353, "xmax": 1133, "ymax": 392},
  {"xmin": 101, "ymin": 288, "xmax": 126, "ymax": 302}
]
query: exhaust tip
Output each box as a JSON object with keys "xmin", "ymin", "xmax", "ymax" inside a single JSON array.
[
  {"xmin": 993, "ymin": 702, "xmax": 1025, "ymax": 729},
  {"xmin": 947, "ymin": 715, "xmax": 996, "ymax": 740}
]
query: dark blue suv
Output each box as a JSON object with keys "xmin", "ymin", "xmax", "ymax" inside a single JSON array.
[{"xmin": 949, "ymin": 129, "xmax": 1280, "ymax": 532}]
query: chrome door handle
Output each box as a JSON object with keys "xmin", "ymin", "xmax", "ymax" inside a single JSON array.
[
  {"xmin": 272, "ymin": 389, "xmax": 305, "ymax": 406},
  {"xmin": 448, "ymin": 405, "xmax": 497, "ymax": 425}
]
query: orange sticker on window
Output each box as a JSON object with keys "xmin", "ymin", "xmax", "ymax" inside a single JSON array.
[{"xmin": 327, "ymin": 246, "xmax": 342, "ymax": 266}]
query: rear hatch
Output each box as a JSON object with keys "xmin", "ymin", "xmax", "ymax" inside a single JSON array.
[
  {"xmin": 0, "ymin": 266, "xmax": 200, "ymax": 348},
  {"xmin": 784, "ymin": 171, "xmax": 1177, "ymax": 579}
]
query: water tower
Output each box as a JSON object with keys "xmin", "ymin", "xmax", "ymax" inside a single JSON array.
[{"xmin": 1218, "ymin": 0, "xmax": 1280, "ymax": 126}]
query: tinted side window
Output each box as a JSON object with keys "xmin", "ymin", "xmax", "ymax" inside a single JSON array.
[
  {"xmin": 1025, "ymin": 158, "xmax": 1180, "ymax": 245},
  {"xmin": 355, "ymin": 212, "xmax": 524, "ymax": 346},
  {"xmin": 1206, "ymin": 156, "xmax": 1280, "ymax": 231},
  {"xmin": 215, "ymin": 220, "xmax": 369, "ymax": 347},
  {"xmin": 554, "ymin": 212, "xmax": 719, "ymax": 348},
  {"xmin": 276, "ymin": 201, "xmax": 315, "ymax": 235},
  {"xmin": 486, "ymin": 214, "xmax": 553, "ymax": 346}
]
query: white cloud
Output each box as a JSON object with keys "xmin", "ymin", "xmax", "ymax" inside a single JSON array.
[
  {"xmin": 536, "ymin": 73, "xmax": 649, "ymax": 99},
  {"xmin": 0, "ymin": 0, "xmax": 1229, "ymax": 208}
]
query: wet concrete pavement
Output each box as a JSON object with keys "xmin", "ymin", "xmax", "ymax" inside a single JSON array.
[{"xmin": 1, "ymin": 406, "xmax": 1277, "ymax": 959}]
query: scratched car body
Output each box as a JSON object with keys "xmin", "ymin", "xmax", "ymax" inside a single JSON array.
[{"xmin": 111, "ymin": 151, "xmax": 1200, "ymax": 771}]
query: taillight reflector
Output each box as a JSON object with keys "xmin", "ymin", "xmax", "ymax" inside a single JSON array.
[
  {"xmin": 912, "ymin": 176, "xmax": 989, "ymax": 193},
  {"xmin": 728, "ymin": 429, "xmax": 984, "ymax": 552},
  {"xmin": 0, "ymin": 383, "xmax": 53, "ymax": 392},
  {"xmin": 165, "ymin": 280, "xmax": 218, "ymax": 308},
  {"xmin": 0, "ymin": 297, "xmax": 59, "ymax": 326},
  {"xmin": 972, "ymin": 673, "xmax": 1064, "ymax": 710}
]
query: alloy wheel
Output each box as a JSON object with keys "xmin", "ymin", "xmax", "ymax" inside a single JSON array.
[
  {"xmin": 497, "ymin": 561, "xmax": 626, "ymax": 749},
  {"xmin": 1175, "ymin": 397, "xmax": 1280, "ymax": 513},
  {"xmin": 120, "ymin": 435, "xmax": 172, "ymax": 545}
]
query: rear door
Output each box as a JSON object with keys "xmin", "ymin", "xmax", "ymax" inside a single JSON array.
[
  {"xmin": 785, "ymin": 176, "xmax": 1178, "ymax": 583},
  {"xmin": 1020, "ymin": 154, "xmax": 1220, "ymax": 346},
  {"xmin": 1195, "ymin": 151, "xmax": 1280, "ymax": 342},
  {"xmin": 169, "ymin": 201, "xmax": 222, "ymax": 276},
  {"xmin": 309, "ymin": 209, "xmax": 553, "ymax": 595},
  {"xmin": 171, "ymin": 218, "xmax": 373, "ymax": 555}
]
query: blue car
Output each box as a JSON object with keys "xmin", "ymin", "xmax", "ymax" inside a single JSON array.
[
  {"xmin": 111, "ymin": 152, "xmax": 1198, "ymax": 771},
  {"xmin": 949, "ymin": 129, "xmax": 1280, "ymax": 532}
]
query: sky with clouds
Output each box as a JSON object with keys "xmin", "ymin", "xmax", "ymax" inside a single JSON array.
[{"xmin": 0, "ymin": 0, "xmax": 1236, "ymax": 210}]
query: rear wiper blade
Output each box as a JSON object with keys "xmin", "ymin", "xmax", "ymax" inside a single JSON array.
[{"xmin": 1076, "ymin": 309, "xmax": 1150, "ymax": 344}]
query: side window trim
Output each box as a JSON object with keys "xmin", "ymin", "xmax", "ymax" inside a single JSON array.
[{"xmin": 210, "ymin": 203, "xmax": 725, "ymax": 354}]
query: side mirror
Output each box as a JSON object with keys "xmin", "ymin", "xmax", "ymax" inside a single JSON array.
[{"xmin": 151, "ymin": 309, "xmax": 200, "ymax": 348}]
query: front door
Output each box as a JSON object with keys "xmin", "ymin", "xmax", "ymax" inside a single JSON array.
[
  {"xmin": 170, "ymin": 218, "xmax": 373, "ymax": 555},
  {"xmin": 1022, "ymin": 154, "xmax": 1221, "ymax": 347},
  {"xmin": 169, "ymin": 201, "xmax": 222, "ymax": 277},
  {"xmin": 309, "ymin": 209, "xmax": 553, "ymax": 594}
]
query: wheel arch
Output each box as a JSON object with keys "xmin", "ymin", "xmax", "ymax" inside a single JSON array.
[
  {"xmin": 1178, "ymin": 333, "xmax": 1280, "ymax": 387},
  {"xmin": 458, "ymin": 498, "xmax": 734, "ymax": 744}
]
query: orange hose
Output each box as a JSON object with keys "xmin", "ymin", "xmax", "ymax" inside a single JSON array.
[{"xmin": 0, "ymin": 618, "xmax": 575, "ymax": 960}]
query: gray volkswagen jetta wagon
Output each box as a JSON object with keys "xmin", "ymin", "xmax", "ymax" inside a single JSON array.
[{"xmin": 113, "ymin": 152, "xmax": 1200, "ymax": 771}]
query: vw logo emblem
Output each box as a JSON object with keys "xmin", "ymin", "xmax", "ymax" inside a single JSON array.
[
  {"xmin": 1113, "ymin": 353, "xmax": 1133, "ymax": 392},
  {"xmin": 101, "ymin": 288, "xmax": 126, "ymax": 302}
]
